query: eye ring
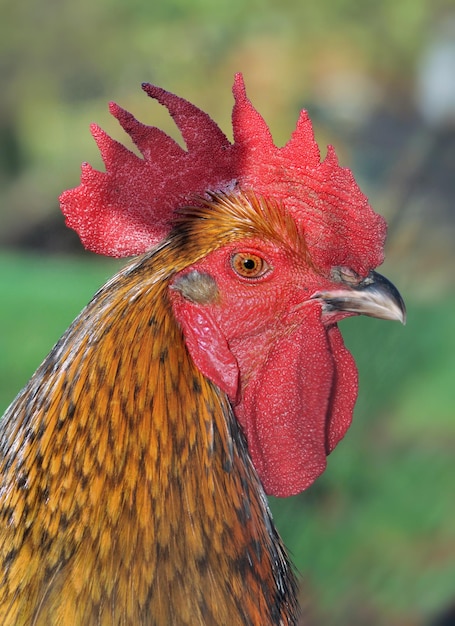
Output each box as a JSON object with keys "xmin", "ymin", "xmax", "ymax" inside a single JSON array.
[{"xmin": 231, "ymin": 252, "xmax": 269, "ymax": 279}]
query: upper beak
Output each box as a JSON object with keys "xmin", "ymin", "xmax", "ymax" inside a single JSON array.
[{"xmin": 312, "ymin": 270, "xmax": 406, "ymax": 324}]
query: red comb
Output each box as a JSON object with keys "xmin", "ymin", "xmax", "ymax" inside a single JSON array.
[{"xmin": 60, "ymin": 73, "xmax": 386, "ymax": 273}]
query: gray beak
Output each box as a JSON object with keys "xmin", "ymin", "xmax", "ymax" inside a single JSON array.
[{"xmin": 312, "ymin": 271, "xmax": 406, "ymax": 324}]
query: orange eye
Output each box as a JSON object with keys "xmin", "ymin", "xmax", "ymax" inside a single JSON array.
[{"xmin": 231, "ymin": 252, "xmax": 269, "ymax": 278}]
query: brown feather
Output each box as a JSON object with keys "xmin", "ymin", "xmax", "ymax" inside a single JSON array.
[{"xmin": 0, "ymin": 194, "xmax": 299, "ymax": 624}]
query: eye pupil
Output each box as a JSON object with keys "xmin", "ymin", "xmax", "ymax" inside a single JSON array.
[{"xmin": 243, "ymin": 258, "xmax": 256, "ymax": 270}]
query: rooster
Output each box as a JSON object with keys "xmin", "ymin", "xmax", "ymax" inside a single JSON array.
[{"xmin": 0, "ymin": 74, "xmax": 405, "ymax": 625}]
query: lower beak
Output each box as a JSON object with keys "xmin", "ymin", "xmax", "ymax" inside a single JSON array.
[{"xmin": 312, "ymin": 271, "xmax": 406, "ymax": 324}]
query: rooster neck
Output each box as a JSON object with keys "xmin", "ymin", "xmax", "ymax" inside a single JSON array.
[{"xmin": 0, "ymin": 256, "xmax": 299, "ymax": 625}]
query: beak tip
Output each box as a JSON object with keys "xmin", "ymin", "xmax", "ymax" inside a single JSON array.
[
  {"xmin": 394, "ymin": 308, "xmax": 407, "ymax": 325},
  {"xmin": 392, "ymin": 290, "xmax": 407, "ymax": 326},
  {"xmin": 314, "ymin": 270, "xmax": 406, "ymax": 325},
  {"xmin": 360, "ymin": 270, "xmax": 407, "ymax": 325}
]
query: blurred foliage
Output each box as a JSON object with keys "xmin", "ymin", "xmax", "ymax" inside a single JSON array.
[
  {"xmin": 1, "ymin": 0, "xmax": 454, "ymax": 296},
  {"xmin": 1, "ymin": 0, "xmax": 455, "ymax": 624},
  {"xmin": 1, "ymin": 0, "xmax": 453, "ymax": 253}
]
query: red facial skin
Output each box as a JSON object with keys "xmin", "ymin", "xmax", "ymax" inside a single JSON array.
[{"xmin": 171, "ymin": 237, "xmax": 358, "ymax": 497}]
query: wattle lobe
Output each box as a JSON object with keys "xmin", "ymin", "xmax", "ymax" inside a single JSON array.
[
  {"xmin": 325, "ymin": 325, "xmax": 358, "ymax": 453},
  {"xmin": 234, "ymin": 307, "xmax": 358, "ymax": 497}
]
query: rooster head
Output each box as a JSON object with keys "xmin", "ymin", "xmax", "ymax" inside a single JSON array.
[{"xmin": 60, "ymin": 74, "xmax": 405, "ymax": 497}]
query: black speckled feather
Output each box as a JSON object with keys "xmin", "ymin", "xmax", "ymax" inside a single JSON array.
[{"xmin": 0, "ymin": 201, "xmax": 300, "ymax": 625}]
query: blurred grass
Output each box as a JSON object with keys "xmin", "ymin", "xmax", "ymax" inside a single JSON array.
[{"xmin": 1, "ymin": 249, "xmax": 454, "ymax": 625}]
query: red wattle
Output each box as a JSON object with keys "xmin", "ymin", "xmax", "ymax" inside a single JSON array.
[{"xmin": 234, "ymin": 308, "xmax": 358, "ymax": 497}]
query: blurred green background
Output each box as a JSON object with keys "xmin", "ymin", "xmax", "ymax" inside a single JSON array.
[{"xmin": 1, "ymin": 0, "xmax": 454, "ymax": 624}]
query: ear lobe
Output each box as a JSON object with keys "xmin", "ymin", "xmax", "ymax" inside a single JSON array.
[{"xmin": 170, "ymin": 293, "xmax": 240, "ymax": 402}]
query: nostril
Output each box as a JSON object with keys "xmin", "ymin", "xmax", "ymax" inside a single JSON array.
[{"xmin": 330, "ymin": 266, "xmax": 361, "ymax": 286}]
